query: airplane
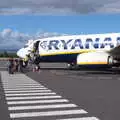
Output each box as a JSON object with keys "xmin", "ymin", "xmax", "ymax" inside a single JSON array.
[{"xmin": 16, "ymin": 32, "xmax": 120, "ymax": 70}]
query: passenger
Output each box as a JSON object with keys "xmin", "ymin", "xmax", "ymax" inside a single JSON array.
[
  {"xmin": 36, "ymin": 65, "xmax": 41, "ymax": 72},
  {"xmin": 32, "ymin": 64, "xmax": 36, "ymax": 72},
  {"xmin": 12, "ymin": 59, "xmax": 16, "ymax": 73},
  {"xmin": 18, "ymin": 59, "xmax": 24, "ymax": 73},
  {"xmin": 32, "ymin": 64, "xmax": 40, "ymax": 72},
  {"xmin": 14, "ymin": 59, "xmax": 19, "ymax": 72},
  {"xmin": 7, "ymin": 58, "xmax": 14, "ymax": 74},
  {"xmin": 33, "ymin": 56, "xmax": 41, "ymax": 72},
  {"xmin": 33, "ymin": 41, "xmax": 39, "ymax": 53}
]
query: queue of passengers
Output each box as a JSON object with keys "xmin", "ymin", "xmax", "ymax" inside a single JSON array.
[{"xmin": 7, "ymin": 58, "xmax": 24, "ymax": 74}]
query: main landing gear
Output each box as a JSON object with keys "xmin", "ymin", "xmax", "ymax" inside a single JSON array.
[{"xmin": 67, "ymin": 62, "xmax": 78, "ymax": 70}]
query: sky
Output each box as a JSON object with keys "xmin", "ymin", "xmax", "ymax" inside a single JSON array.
[{"xmin": 0, "ymin": 0, "xmax": 120, "ymax": 49}]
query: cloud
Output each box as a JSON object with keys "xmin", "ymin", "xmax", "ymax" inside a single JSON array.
[
  {"xmin": 0, "ymin": 28, "xmax": 31, "ymax": 49},
  {"xmin": 0, "ymin": 28, "xmax": 68, "ymax": 49},
  {"xmin": 97, "ymin": 1, "xmax": 120, "ymax": 13},
  {"xmin": 0, "ymin": 0, "xmax": 119, "ymax": 15}
]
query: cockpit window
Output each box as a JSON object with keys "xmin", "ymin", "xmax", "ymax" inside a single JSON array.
[{"xmin": 24, "ymin": 45, "xmax": 28, "ymax": 48}]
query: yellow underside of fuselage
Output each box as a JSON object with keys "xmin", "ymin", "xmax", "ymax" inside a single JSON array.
[
  {"xmin": 40, "ymin": 49, "xmax": 97, "ymax": 56},
  {"xmin": 77, "ymin": 61, "xmax": 108, "ymax": 65}
]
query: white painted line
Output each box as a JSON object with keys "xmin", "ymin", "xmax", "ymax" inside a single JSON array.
[
  {"xmin": 10, "ymin": 109, "xmax": 87, "ymax": 118},
  {"xmin": 5, "ymin": 90, "xmax": 51, "ymax": 93},
  {"xmin": 9, "ymin": 104, "xmax": 77, "ymax": 110},
  {"xmin": 57, "ymin": 117, "xmax": 100, "ymax": 120},
  {"xmin": 2, "ymin": 80, "xmax": 36, "ymax": 82},
  {"xmin": 6, "ymin": 95, "xmax": 62, "ymax": 100},
  {"xmin": 2, "ymin": 82, "xmax": 38, "ymax": 84},
  {"xmin": 2, "ymin": 82, "xmax": 39, "ymax": 84},
  {"xmin": 2, "ymin": 81, "xmax": 37, "ymax": 83},
  {"xmin": 7, "ymin": 99, "xmax": 69, "ymax": 105},
  {"xmin": 6, "ymin": 92, "xmax": 56, "ymax": 96},
  {"xmin": 2, "ymin": 82, "xmax": 39, "ymax": 85},
  {"xmin": 3, "ymin": 84, "xmax": 44, "ymax": 87},
  {"xmin": 4, "ymin": 86, "xmax": 46, "ymax": 89},
  {"xmin": 4, "ymin": 84, "xmax": 43, "ymax": 87},
  {"xmin": 24, "ymin": 84, "xmax": 43, "ymax": 86},
  {"xmin": 4, "ymin": 87, "xmax": 47, "ymax": 91},
  {"xmin": 3, "ymin": 82, "xmax": 42, "ymax": 85},
  {"xmin": 4, "ymin": 86, "xmax": 45, "ymax": 89}
]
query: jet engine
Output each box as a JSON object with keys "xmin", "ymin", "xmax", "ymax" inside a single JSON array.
[{"xmin": 76, "ymin": 52, "xmax": 114, "ymax": 66}]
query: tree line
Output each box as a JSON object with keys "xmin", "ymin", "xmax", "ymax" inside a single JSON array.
[{"xmin": 0, "ymin": 51, "xmax": 18, "ymax": 58}]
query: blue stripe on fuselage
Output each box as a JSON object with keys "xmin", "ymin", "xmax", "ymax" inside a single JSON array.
[{"xmin": 39, "ymin": 53, "xmax": 78, "ymax": 63}]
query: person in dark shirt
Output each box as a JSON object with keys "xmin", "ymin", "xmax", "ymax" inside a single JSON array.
[
  {"xmin": 30, "ymin": 56, "xmax": 40, "ymax": 72},
  {"xmin": 18, "ymin": 59, "xmax": 24, "ymax": 73},
  {"xmin": 8, "ymin": 58, "xmax": 14, "ymax": 74},
  {"xmin": 14, "ymin": 59, "xmax": 19, "ymax": 72}
]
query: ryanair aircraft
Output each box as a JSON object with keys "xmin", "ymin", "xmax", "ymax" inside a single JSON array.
[{"xmin": 17, "ymin": 33, "xmax": 120, "ymax": 69}]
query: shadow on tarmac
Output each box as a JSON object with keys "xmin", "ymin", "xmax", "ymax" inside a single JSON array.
[{"xmin": 23, "ymin": 66, "xmax": 120, "ymax": 75}]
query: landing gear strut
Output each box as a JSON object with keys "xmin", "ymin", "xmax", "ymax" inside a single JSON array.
[{"xmin": 67, "ymin": 62, "xmax": 77, "ymax": 70}]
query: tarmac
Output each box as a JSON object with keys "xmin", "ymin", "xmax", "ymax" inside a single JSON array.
[{"xmin": 0, "ymin": 62, "xmax": 120, "ymax": 120}]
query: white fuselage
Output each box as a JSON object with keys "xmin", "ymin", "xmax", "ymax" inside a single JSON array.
[
  {"xmin": 17, "ymin": 33, "xmax": 120, "ymax": 65},
  {"xmin": 38, "ymin": 33, "xmax": 120, "ymax": 56}
]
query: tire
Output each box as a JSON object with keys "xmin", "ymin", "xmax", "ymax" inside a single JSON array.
[
  {"xmin": 67, "ymin": 63, "xmax": 76, "ymax": 70},
  {"xmin": 108, "ymin": 56, "xmax": 113, "ymax": 65}
]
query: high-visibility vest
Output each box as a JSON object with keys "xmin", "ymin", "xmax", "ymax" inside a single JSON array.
[{"xmin": 24, "ymin": 56, "xmax": 29, "ymax": 62}]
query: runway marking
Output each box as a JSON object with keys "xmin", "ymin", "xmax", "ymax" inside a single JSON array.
[
  {"xmin": 2, "ymin": 81, "xmax": 42, "ymax": 84},
  {"xmin": 58, "ymin": 117, "xmax": 100, "ymax": 120},
  {"xmin": 2, "ymin": 81, "xmax": 39, "ymax": 83},
  {"xmin": 4, "ymin": 87, "xmax": 48, "ymax": 90},
  {"xmin": 1, "ymin": 71, "xmax": 100, "ymax": 120},
  {"xmin": 9, "ymin": 104, "xmax": 77, "ymax": 110},
  {"xmin": 3, "ymin": 84, "xmax": 44, "ymax": 87},
  {"xmin": 3, "ymin": 86, "xmax": 46, "ymax": 89},
  {"xmin": 6, "ymin": 95, "xmax": 62, "ymax": 100},
  {"xmin": 5, "ymin": 92, "xmax": 56, "ymax": 96},
  {"xmin": 10, "ymin": 109, "xmax": 87, "ymax": 118},
  {"xmin": 5, "ymin": 89, "xmax": 52, "ymax": 93},
  {"xmin": 2, "ymin": 82, "xmax": 43, "ymax": 85},
  {"xmin": 7, "ymin": 99, "xmax": 69, "ymax": 105}
]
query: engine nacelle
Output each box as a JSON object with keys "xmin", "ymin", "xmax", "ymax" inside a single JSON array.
[{"xmin": 77, "ymin": 52, "xmax": 113, "ymax": 65}]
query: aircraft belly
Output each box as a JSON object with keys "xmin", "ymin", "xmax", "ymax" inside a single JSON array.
[{"xmin": 40, "ymin": 54, "xmax": 78, "ymax": 62}]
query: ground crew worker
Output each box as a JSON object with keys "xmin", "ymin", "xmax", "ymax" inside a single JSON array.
[{"xmin": 23, "ymin": 55, "xmax": 30, "ymax": 68}]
